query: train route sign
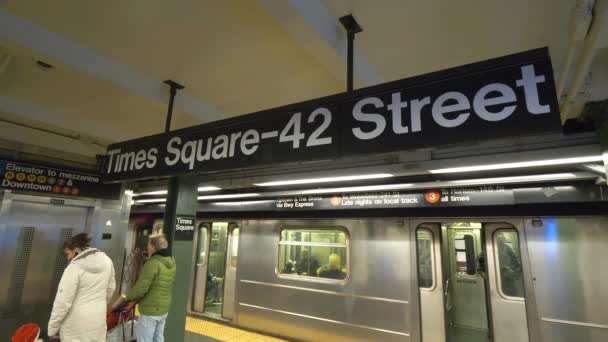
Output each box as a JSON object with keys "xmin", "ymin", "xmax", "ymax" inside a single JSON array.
[
  {"xmin": 102, "ymin": 48, "xmax": 561, "ymax": 181},
  {"xmin": 197, "ymin": 183, "xmax": 607, "ymax": 212},
  {"xmin": 0, "ymin": 159, "xmax": 121, "ymax": 200}
]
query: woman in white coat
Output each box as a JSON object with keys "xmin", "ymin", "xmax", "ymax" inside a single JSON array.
[{"xmin": 48, "ymin": 234, "xmax": 116, "ymax": 342}]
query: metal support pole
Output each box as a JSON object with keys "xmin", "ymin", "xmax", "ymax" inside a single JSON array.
[
  {"xmin": 347, "ymin": 31, "xmax": 354, "ymax": 92},
  {"xmin": 339, "ymin": 14, "xmax": 362, "ymax": 93},
  {"xmin": 163, "ymin": 80, "xmax": 185, "ymax": 133}
]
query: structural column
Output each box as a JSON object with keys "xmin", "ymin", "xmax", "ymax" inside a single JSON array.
[{"xmin": 162, "ymin": 175, "xmax": 198, "ymax": 341}]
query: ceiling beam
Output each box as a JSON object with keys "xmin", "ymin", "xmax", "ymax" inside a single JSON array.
[
  {"xmin": 0, "ymin": 9, "xmax": 224, "ymax": 124},
  {"xmin": 257, "ymin": 0, "xmax": 383, "ymax": 89}
]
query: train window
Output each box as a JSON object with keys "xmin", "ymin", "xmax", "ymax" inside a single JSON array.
[
  {"xmin": 454, "ymin": 233, "xmax": 477, "ymax": 277},
  {"xmin": 416, "ymin": 229, "xmax": 434, "ymax": 289},
  {"xmin": 494, "ymin": 229, "xmax": 524, "ymax": 299},
  {"xmin": 196, "ymin": 224, "xmax": 208, "ymax": 265},
  {"xmin": 230, "ymin": 228, "xmax": 240, "ymax": 269},
  {"xmin": 278, "ymin": 228, "xmax": 348, "ymax": 281}
]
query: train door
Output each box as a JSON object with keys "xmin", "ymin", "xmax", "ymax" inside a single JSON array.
[
  {"xmin": 416, "ymin": 221, "xmax": 529, "ymax": 342},
  {"xmin": 482, "ymin": 223, "xmax": 529, "ymax": 342},
  {"xmin": 222, "ymin": 225, "xmax": 240, "ymax": 319},
  {"xmin": 190, "ymin": 221, "xmax": 240, "ymax": 320},
  {"xmin": 444, "ymin": 222, "xmax": 490, "ymax": 341},
  {"xmin": 416, "ymin": 224, "xmax": 447, "ymax": 342}
]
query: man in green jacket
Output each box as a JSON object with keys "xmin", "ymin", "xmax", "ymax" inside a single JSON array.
[{"xmin": 119, "ymin": 234, "xmax": 176, "ymax": 342}]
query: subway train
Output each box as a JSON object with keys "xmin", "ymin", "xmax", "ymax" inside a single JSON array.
[{"xmin": 129, "ymin": 201, "xmax": 608, "ymax": 342}]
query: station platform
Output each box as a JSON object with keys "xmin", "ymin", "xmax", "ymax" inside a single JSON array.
[{"xmin": 185, "ymin": 316, "xmax": 287, "ymax": 342}]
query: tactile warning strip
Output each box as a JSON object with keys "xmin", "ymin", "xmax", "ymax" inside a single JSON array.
[{"xmin": 185, "ymin": 316, "xmax": 288, "ymax": 342}]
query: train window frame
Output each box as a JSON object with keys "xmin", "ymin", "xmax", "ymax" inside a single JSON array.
[
  {"xmin": 276, "ymin": 226, "xmax": 350, "ymax": 284},
  {"xmin": 493, "ymin": 228, "xmax": 525, "ymax": 301},
  {"xmin": 229, "ymin": 227, "xmax": 240, "ymax": 269},
  {"xmin": 454, "ymin": 231, "xmax": 478, "ymax": 279},
  {"xmin": 416, "ymin": 228, "xmax": 436, "ymax": 291}
]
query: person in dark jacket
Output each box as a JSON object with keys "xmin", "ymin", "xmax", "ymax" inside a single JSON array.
[
  {"xmin": 296, "ymin": 250, "xmax": 320, "ymax": 276},
  {"xmin": 114, "ymin": 234, "xmax": 176, "ymax": 342}
]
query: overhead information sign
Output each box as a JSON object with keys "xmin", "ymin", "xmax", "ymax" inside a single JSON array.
[
  {"xmin": 103, "ymin": 48, "xmax": 561, "ymax": 181},
  {"xmin": 197, "ymin": 183, "xmax": 606, "ymax": 212},
  {"xmin": 0, "ymin": 160, "xmax": 122, "ymax": 200}
]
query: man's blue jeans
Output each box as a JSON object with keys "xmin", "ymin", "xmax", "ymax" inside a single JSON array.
[{"xmin": 137, "ymin": 313, "xmax": 168, "ymax": 342}]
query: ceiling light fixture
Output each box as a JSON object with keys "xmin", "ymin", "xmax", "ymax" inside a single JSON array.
[
  {"xmin": 298, "ymin": 183, "xmax": 414, "ymax": 195},
  {"xmin": 134, "ymin": 198, "xmax": 166, "ymax": 204},
  {"xmin": 212, "ymin": 200, "xmax": 275, "ymax": 206},
  {"xmin": 582, "ymin": 164, "xmax": 605, "ymax": 174},
  {"xmin": 133, "ymin": 190, "xmax": 168, "ymax": 197},
  {"xmin": 198, "ymin": 193, "xmax": 260, "ymax": 201},
  {"xmin": 429, "ymin": 156, "xmax": 603, "ymax": 174},
  {"xmin": 133, "ymin": 186, "xmax": 221, "ymax": 197},
  {"xmin": 254, "ymin": 173, "xmax": 394, "ymax": 186},
  {"xmin": 450, "ymin": 173, "xmax": 578, "ymax": 185},
  {"xmin": 198, "ymin": 186, "xmax": 222, "ymax": 192}
]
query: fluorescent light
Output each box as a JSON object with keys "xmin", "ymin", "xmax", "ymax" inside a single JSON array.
[
  {"xmin": 213, "ymin": 200, "xmax": 274, "ymax": 206},
  {"xmin": 198, "ymin": 193, "xmax": 260, "ymax": 200},
  {"xmin": 134, "ymin": 198, "xmax": 166, "ymax": 204},
  {"xmin": 518, "ymin": 186, "xmax": 576, "ymax": 191},
  {"xmin": 429, "ymin": 156, "xmax": 604, "ymax": 174},
  {"xmin": 582, "ymin": 164, "xmax": 605, "ymax": 174},
  {"xmin": 133, "ymin": 190, "xmax": 168, "ymax": 197},
  {"xmin": 132, "ymin": 186, "xmax": 220, "ymax": 196},
  {"xmin": 450, "ymin": 173, "xmax": 577, "ymax": 185},
  {"xmin": 198, "ymin": 186, "xmax": 221, "ymax": 192},
  {"xmin": 298, "ymin": 183, "xmax": 414, "ymax": 194},
  {"xmin": 254, "ymin": 173, "xmax": 394, "ymax": 187}
]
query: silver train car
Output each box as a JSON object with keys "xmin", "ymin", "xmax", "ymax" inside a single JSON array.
[{"xmin": 128, "ymin": 213, "xmax": 608, "ymax": 342}]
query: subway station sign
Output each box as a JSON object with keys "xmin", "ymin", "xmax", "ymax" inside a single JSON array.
[
  {"xmin": 103, "ymin": 48, "xmax": 561, "ymax": 181},
  {"xmin": 0, "ymin": 160, "xmax": 121, "ymax": 200},
  {"xmin": 174, "ymin": 216, "xmax": 196, "ymax": 241}
]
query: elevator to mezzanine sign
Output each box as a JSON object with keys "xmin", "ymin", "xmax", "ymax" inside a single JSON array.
[{"xmin": 102, "ymin": 48, "xmax": 561, "ymax": 181}]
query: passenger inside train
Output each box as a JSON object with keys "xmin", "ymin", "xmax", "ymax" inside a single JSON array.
[
  {"xmin": 495, "ymin": 231, "xmax": 524, "ymax": 297},
  {"xmin": 317, "ymin": 254, "xmax": 347, "ymax": 280},
  {"xmin": 206, "ymin": 272, "xmax": 223, "ymax": 304},
  {"xmin": 296, "ymin": 249, "xmax": 320, "ymax": 276}
]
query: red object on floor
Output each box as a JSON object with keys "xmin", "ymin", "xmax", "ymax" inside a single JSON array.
[{"xmin": 12, "ymin": 323, "xmax": 40, "ymax": 342}]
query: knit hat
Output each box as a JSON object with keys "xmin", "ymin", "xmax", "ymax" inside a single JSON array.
[{"xmin": 12, "ymin": 323, "xmax": 40, "ymax": 342}]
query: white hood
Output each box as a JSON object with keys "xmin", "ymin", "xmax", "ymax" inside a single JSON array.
[{"xmin": 71, "ymin": 248, "xmax": 108, "ymax": 274}]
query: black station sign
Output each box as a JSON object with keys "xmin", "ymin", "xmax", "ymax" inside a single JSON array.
[
  {"xmin": 103, "ymin": 48, "xmax": 561, "ymax": 181},
  {"xmin": 174, "ymin": 216, "xmax": 196, "ymax": 241},
  {"xmin": 0, "ymin": 160, "xmax": 122, "ymax": 200}
]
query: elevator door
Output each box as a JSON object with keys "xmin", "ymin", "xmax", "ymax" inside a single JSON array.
[{"xmin": 0, "ymin": 200, "xmax": 89, "ymax": 340}]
